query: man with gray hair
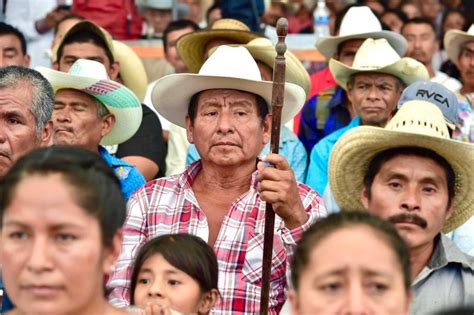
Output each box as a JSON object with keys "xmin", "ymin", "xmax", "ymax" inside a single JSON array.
[{"xmin": 0, "ymin": 66, "xmax": 53, "ymax": 177}]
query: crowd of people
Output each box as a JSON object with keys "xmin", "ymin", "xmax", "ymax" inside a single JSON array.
[{"xmin": 0, "ymin": 0, "xmax": 473, "ymax": 314}]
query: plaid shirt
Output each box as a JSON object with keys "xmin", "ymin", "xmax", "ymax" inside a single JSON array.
[{"xmin": 107, "ymin": 161, "xmax": 326, "ymax": 314}]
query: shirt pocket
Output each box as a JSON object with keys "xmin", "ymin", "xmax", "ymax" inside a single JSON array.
[{"xmin": 241, "ymin": 232, "xmax": 287, "ymax": 286}]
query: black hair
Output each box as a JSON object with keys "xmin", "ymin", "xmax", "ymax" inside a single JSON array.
[
  {"xmin": 363, "ymin": 146, "xmax": 456, "ymax": 208},
  {"xmin": 0, "ymin": 145, "xmax": 126, "ymax": 248},
  {"xmin": 382, "ymin": 8, "xmax": 409, "ymax": 24},
  {"xmin": 440, "ymin": 9, "xmax": 469, "ymax": 49},
  {"xmin": 401, "ymin": 16, "xmax": 437, "ymax": 36},
  {"xmin": 205, "ymin": 2, "xmax": 222, "ymax": 26},
  {"xmin": 187, "ymin": 90, "xmax": 269, "ymax": 125},
  {"xmin": 130, "ymin": 234, "xmax": 219, "ymax": 304},
  {"xmin": 57, "ymin": 29, "xmax": 114, "ymax": 64},
  {"xmin": 0, "ymin": 22, "xmax": 27, "ymax": 55},
  {"xmin": 291, "ymin": 211, "xmax": 411, "ymax": 292},
  {"xmin": 163, "ymin": 19, "xmax": 200, "ymax": 53}
]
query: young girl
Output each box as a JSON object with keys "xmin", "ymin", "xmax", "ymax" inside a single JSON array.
[{"xmin": 130, "ymin": 234, "xmax": 219, "ymax": 314}]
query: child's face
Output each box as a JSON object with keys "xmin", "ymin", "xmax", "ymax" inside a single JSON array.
[{"xmin": 133, "ymin": 253, "xmax": 208, "ymax": 313}]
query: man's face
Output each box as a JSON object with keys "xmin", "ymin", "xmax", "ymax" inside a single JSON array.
[
  {"xmin": 402, "ymin": 23, "xmax": 438, "ymax": 66},
  {"xmin": 165, "ymin": 27, "xmax": 195, "ymax": 73},
  {"xmin": 458, "ymin": 41, "xmax": 474, "ymax": 90},
  {"xmin": 419, "ymin": 0, "xmax": 440, "ymax": 20},
  {"xmin": 52, "ymin": 89, "xmax": 114, "ymax": 152},
  {"xmin": 361, "ymin": 154, "xmax": 454, "ymax": 251},
  {"xmin": 0, "ymin": 84, "xmax": 50, "ymax": 176},
  {"xmin": 144, "ymin": 9, "xmax": 172, "ymax": 35},
  {"xmin": 186, "ymin": 89, "xmax": 271, "ymax": 167},
  {"xmin": 56, "ymin": 42, "xmax": 119, "ymax": 80},
  {"xmin": 347, "ymin": 73, "xmax": 402, "ymax": 126},
  {"xmin": 336, "ymin": 39, "xmax": 365, "ymax": 66},
  {"xmin": 0, "ymin": 34, "xmax": 30, "ymax": 67}
]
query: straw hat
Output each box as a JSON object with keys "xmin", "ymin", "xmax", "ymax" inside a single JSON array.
[
  {"xmin": 151, "ymin": 45, "xmax": 306, "ymax": 128},
  {"xmin": 317, "ymin": 6, "xmax": 407, "ymax": 59},
  {"xmin": 444, "ymin": 24, "xmax": 474, "ymax": 67},
  {"xmin": 36, "ymin": 59, "xmax": 143, "ymax": 146},
  {"xmin": 328, "ymin": 102, "xmax": 474, "ymax": 233},
  {"xmin": 329, "ymin": 38, "xmax": 429, "ymax": 89},
  {"xmin": 112, "ymin": 40, "xmax": 148, "ymax": 102},
  {"xmin": 177, "ymin": 18, "xmax": 262, "ymax": 73},
  {"xmin": 212, "ymin": 37, "xmax": 310, "ymax": 96}
]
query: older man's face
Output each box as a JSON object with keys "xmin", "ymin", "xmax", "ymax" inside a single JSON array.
[
  {"xmin": 186, "ymin": 89, "xmax": 271, "ymax": 167},
  {"xmin": 458, "ymin": 41, "xmax": 474, "ymax": 90},
  {"xmin": 347, "ymin": 73, "xmax": 402, "ymax": 127},
  {"xmin": 361, "ymin": 154, "xmax": 454, "ymax": 252}
]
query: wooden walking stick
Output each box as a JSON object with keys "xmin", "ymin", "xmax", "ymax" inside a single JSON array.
[{"xmin": 260, "ymin": 17, "xmax": 288, "ymax": 315}]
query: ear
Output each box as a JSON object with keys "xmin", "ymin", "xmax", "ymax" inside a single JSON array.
[
  {"xmin": 288, "ymin": 288, "xmax": 300, "ymax": 315},
  {"xmin": 360, "ymin": 186, "xmax": 370, "ymax": 209},
  {"xmin": 444, "ymin": 200, "xmax": 456, "ymax": 221},
  {"xmin": 39, "ymin": 121, "xmax": 53, "ymax": 147},
  {"xmin": 102, "ymin": 230, "xmax": 123, "ymax": 275},
  {"xmin": 24, "ymin": 54, "xmax": 31, "ymax": 68},
  {"xmin": 185, "ymin": 115, "xmax": 194, "ymax": 144},
  {"xmin": 109, "ymin": 61, "xmax": 121, "ymax": 80},
  {"xmin": 100, "ymin": 114, "xmax": 116, "ymax": 137},
  {"xmin": 262, "ymin": 113, "xmax": 272, "ymax": 145},
  {"xmin": 197, "ymin": 289, "xmax": 219, "ymax": 314}
]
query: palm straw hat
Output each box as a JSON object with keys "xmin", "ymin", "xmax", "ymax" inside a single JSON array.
[
  {"xmin": 151, "ymin": 45, "xmax": 306, "ymax": 128},
  {"xmin": 328, "ymin": 102, "xmax": 474, "ymax": 233},
  {"xmin": 444, "ymin": 24, "xmax": 474, "ymax": 67},
  {"xmin": 317, "ymin": 6, "xmax": 407, "ymax": 59},
  {"xmin": 177, "ymin": 18, "xmax": 262, "ymax": 73},
  {"xmin": 36, "ymin": 59, "xmax": 143, "ymax": 146},
  {"xmin": 330, "ymin": 38, "xmax": 429, "ymax": 89},
  {"xmin": 112, "ymin": 40, "xmax": 148, "ymax": 102}
]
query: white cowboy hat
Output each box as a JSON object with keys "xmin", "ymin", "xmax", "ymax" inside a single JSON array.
[
  {"xmin": 211, "ymin": 37, "xmax": 310, "ymax": 96},
  {"xmin": 444, "ymin": 24, "xmax": 474, "ymax": 67},
  {"xmin": 36, "ymin": 59, "xmax": 142, "ymax": 146},
  {"xmin": 328, "ymin": 101, "xmax": 474, "ymax": 233},
  {"xmin": 329, "ymin": 38, "xmax": 429, "ymax": 89},
  {"xmin": 316, "ymin": 6, "xmax": 407, "ymax": 59},
  {"xmin": 151, "ymin": 45, "xmax": 306, "ymax": 128}
]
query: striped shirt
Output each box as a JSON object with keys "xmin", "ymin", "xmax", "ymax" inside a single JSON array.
[{"xmin": 107, "ymin": 161, "xmax": 326, "ymax": 314}]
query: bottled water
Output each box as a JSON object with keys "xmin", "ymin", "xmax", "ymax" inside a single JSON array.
[{"xmin": 313, "ymin": 0, "xmax": 330, "ymax": 40}]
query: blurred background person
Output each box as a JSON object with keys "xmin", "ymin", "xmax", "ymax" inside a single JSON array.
[{"xmin": 0, "ymin": 22, "xmax": 30, "ymax": 67}]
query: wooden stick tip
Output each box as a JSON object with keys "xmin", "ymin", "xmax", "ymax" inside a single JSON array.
[{"xmin": 276, "ymin": 18, "xmax": 288, "ymax": 37}]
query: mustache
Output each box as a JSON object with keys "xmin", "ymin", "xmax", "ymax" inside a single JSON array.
[
  {"xmin": 388, "ymin": 213, "xmax": 428, "ymax": 229},
  {"xmin": 54, "ymin": 125, "xmax": 74, "ymax": 133}
]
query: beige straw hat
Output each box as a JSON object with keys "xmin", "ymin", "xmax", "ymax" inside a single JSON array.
[
  {"xmin": 177, "ymin": 18, "xmax": 262, "ymax": 73},
  {"xmin": 328, "ymin": 101, "xmax": 474, "ymax": 233},
  {"xmin": 444, "ymin": 24, "xmax": 474, "ymax": 67},
  {"xmin": 329, "ymin": 38, "xmax": 429, "ymax": 89},
  {"xmin": 151, "ymin": 45, "xmax": 306, "ymax": 128}
]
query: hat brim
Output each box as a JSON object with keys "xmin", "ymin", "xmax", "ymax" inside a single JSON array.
[
  {"xmin": 37, "ymin": 67, "xmax": 142, "ymax": 146},
  {"xmin": 317, "ymin": 31, "xmax": 407, "ymax": 59},
  {"xmin": 329, "ymin": 57, "xmax": 428, "ymax": 89},
  {"xmin": 444, "ymin": 29, "xmax": 474, "ymax": 67},
  {"xmin": 177, "ymin": 29, "xmax": 261, "ymax": 73},
  {"xmin": 151, "ymin": 73, "xmax": 306, "ymax": 128},
  {"xmin": 328, "ymin": 126, "xmax": 474, "ymax": 233}
]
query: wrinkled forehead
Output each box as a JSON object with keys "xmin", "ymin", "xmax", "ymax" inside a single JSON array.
[
  {"xmin": 351, "ymin": 72, "xmax": 400, "ymax": 85},
  {"xmin": 197, "ymin": 89, "xmax": 258, "ymax": 105}
]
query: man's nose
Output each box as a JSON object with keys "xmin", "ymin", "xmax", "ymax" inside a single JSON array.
[
  {"xmin": 54, "ymin": 109, "xmax": 71, "ymax": 122},
  {"xmin": 0, "ymin": 54, "xmax": 4, "ymax": 67},
  {"xmin": 216, "ymin": 112, "xmax": 235, "ymax": 134},
  {"xmin": 366, "ymin": 85, "xmax": 380, "ymax": 101},
  {"xmin": 400, "ymin": 185, "xmax": 421, "ymax": 211}
]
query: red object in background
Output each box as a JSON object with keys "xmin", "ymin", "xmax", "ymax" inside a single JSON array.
[{"xmin": 72, "ymin": 0, "xmax": 142, "ymax": 40}]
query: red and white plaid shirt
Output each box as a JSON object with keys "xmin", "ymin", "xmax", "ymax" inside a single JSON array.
[{"xmin": 107, "ymin": 161, "xmax": 326, "ymax": 314}]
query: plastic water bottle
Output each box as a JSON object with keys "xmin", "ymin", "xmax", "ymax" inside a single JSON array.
[{"xmin": 313, "ymin": 0, "xmax": 330, "ymax": 40}]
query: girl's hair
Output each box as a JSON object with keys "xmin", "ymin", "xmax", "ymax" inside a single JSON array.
[
  {"xmin": 291, "ymin": 211, "xmax": 411, "ymax": 291},
  {"xmin": 130, "ymin": 234, "xmax": 219, "ymax": 304}
]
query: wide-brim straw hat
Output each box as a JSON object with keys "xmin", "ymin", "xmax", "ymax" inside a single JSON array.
[
  {"xmin": 177, "ymin": 18, "xmax": 262, "ymax": 73},
  {"xmin": 36, "ymin": 59, "xmax": 142, "ymax": 146},
  {"xmin": 330, "ymin": 38, "xmax": 429, "ymax": 89},
  {"xmin": 213, "ymin": 37, "xmax": 310, "ymax": 96},
  {"xmin": 151, "ymin": 45, "xmax": 306, "ymax": 128},
  {"xmin": 328, "ymin": 101, "xmax": 474, "ymax": 233},
  {"xmin": 113, "ymin": 40, "xmax": 148, "ymax": 102},
  {"xmin": 317, "ymin": 6, "xmax": 407, "ymax": 59},
  {"xmin": 444, "ymin": 24, "xmax": 474, "ymax": 67}
]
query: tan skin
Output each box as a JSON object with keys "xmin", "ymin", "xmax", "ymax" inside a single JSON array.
[
  {"xmin": 458, "ymin": 41, "xmax": 474, "ymax": 96},
  {"xmin": 186, "ymin": 89, "xmax": 307, "ymax": 247},
  {"xmin": 0, "ymin": 34, "xmax": 30, "ymax": 67}
]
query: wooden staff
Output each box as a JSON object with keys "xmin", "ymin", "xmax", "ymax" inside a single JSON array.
[{"xmin": 260, "ymin": 17, "xmax": 288, "ymax": 315}]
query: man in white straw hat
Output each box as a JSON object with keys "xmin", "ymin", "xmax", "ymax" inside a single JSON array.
[
  {"xmin": 444, "ymin": 24, "xmax": 474, "ymax": 143},
  {"xmin": 306, "ymin": 37, "xmax": 429, "ymax": 196},
  {"xmin": 298, "ymin": 5, "xmax": 408, "ymax": 153},
  {"xmin": 37, "ymin": 59, "xmax": 145, "ymax": 200},
  {"xmin": 107, "ymin": 45, "xmax": 327, "ymax": 314},
  {"xmin": 328, "ymin": 93, "xmax": 474, "ymax": 314},
  {"xmin": 52, "ymin": 19, "xmax": 167, "ymax": 180}
]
